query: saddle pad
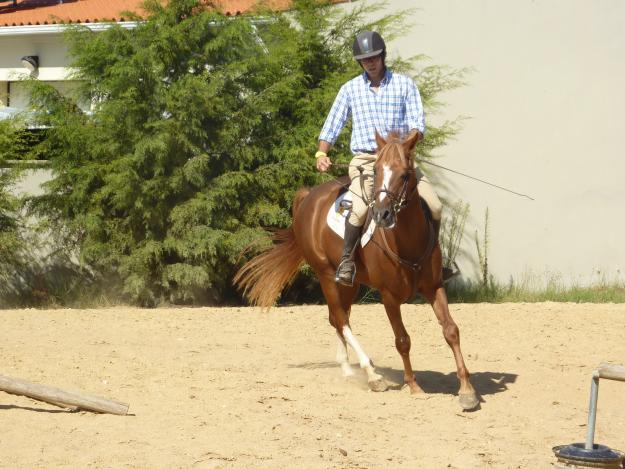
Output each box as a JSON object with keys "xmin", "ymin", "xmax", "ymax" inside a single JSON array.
[{"xmin": 326, "ymin": 190, "xmax": 375, "ymax": 247}]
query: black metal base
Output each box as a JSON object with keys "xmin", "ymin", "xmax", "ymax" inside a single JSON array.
[{"xmin": 553, "ymin": 443, "xmax": 623, "ymax": 468}]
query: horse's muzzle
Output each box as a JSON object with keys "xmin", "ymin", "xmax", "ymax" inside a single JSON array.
[{"xmin": 373, "ymin": 206, "xmax": 396, "ymax": 228}]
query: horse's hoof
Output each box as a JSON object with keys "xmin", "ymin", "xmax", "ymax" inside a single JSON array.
[
  {"xmin": 401, "ymin": 383, "xmax": 430, "ymax": 399},
  {"xmin": 368, "ymin": 378, "xmax": 388, "ymax": 392},
  {"xmin": 405, "ymin": 382, "xmax": 425, "ymax": 395},
  {"xmin": 459, "ymin": 392, "xmax": 480, "ymax": 411}
]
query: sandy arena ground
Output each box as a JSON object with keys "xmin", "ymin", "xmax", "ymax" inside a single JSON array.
[{"xmin": 1, "ymin": 302, "xmax": 624, "ymax": 468}]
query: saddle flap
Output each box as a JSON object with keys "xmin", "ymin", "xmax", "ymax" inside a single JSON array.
[{"xmin": 326, "ymin": 190, "xmax": 375, "ymax": 246}]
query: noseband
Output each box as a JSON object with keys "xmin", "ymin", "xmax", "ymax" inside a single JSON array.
[
  {"xmin": 371, "ymin": 146, "xmax": 418, "ymax": 215},
  {"xmin": 372, "ymin": 175, "xmax": 414, "ymax": 213}
]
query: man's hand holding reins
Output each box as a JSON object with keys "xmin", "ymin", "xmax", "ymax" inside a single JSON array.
[
  {"xmin": 316, "ymin": 155, "xmax": 332, "ymax": 172},
  {"xmin": 315, "ymin": 143, "xmax": 332, "ymax": 172}
]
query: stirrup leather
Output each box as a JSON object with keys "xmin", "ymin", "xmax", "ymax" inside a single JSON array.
[{"xmin": 335, "ymin": 258, "xmax": 356, "ymax": 286}]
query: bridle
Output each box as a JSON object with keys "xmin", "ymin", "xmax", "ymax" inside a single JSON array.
[
  {"xmin": 370, "ymin": 144, "xmax": 418, "ymax": 215},
  {"xmin": 371, "ymin": 170, "xmax": 417, "ymax": 214},
  {"xmin": 369, "ymin": 142, "xmax": 435, "ymax": 275}
]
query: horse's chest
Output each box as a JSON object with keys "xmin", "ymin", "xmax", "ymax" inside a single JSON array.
[{"xmin": 367, "ymin": 262, "xmax": 416, "ymax": 300}]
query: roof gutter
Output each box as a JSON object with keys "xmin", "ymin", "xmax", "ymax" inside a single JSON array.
[
  {"xmin": 0, "ymin": 15, "xmax": 280, "ymax": 37},
  {"xmin": 0, "ymin": 21, "xmax": 139, "ymax": 36}
]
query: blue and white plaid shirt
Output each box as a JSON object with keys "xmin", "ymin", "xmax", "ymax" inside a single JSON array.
[{"xmin": 319, "ymin": 69, "xmax": 425, "ymax": 154}]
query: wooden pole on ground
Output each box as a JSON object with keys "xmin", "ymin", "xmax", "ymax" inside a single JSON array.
[{"xmin": 0, "ymin": 373, "xmax": 129, "ymax": 415}]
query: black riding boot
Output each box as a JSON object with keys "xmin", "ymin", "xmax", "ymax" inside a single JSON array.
[
  {"xmin": 335, "ymin": 221, "xmax": 362, "ymax": 286},
  {"xmin": 433, "ymin": 219, "xmax": 457, "ymax": 283}
]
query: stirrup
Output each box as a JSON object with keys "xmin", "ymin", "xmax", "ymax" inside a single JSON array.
[{"xmin": 335, "ymin": 259, "xmax": 356, "ymax": 286}]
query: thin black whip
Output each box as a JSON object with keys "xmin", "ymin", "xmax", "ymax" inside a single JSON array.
[{"xmin": 416, "ymin": 158, "xmax": 535, "ymax": 201}]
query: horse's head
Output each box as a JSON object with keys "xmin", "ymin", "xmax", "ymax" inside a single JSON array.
[{"xmin": 372, "ymin": 130, "xmax": 420, "ymax": 228}]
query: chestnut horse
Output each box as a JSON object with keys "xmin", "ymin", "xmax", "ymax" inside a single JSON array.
[{"xmin": 234, "ymin": 131, "xmax": 479, "ymax": 410}]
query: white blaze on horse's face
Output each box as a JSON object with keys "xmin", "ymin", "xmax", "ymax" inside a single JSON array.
[{"xmin": 378, "ymin": 164, "xmax": 392, "ymax": 203}]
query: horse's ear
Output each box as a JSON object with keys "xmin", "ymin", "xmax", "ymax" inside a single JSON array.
[
  {"xmin": 403, "ymin": 130, "xmax": 422, "ymax": 156},
  {"xmin": 375, "ymin": 131, "xmax": 387, "ymax": 151}
]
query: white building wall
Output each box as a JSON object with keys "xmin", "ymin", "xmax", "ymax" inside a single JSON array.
[
  {"xmin": 0, "ymin": 32, "xmax": 72, "ymax": 82},
  {"xmin": 8, "ymin": 80, "xmax": 87, "ymax": 110},
  {"xmin": 0, "ymin": 28, "xmax": 87, "ymax": 110},
  {"xmin": 345, "ymin": 0, "xmax": 625, "ymax": 285},
  {"xmin": 2, "ymin": 6, "xmax": 624, "ymax": 285},
  {"xmin": 0, "ymin": 80, "xmax": 7, "ymax": 106},
  {"xmin": 0, "ymin": 29, "xmax": 87, "ymax": 197}
]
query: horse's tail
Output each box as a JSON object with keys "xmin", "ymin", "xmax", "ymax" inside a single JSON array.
[{"xmin": 233, "ymin": 188, "xmax": 310, "ymax": 309}]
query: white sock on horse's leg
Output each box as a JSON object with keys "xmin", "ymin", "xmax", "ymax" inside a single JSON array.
[
  {"xmin": 335, "ymin": 331, "xmax": 355, "ymax": 377},
  {"xmin": 342, "ymin": 326, "xmax": 382, "ymax": 382}
]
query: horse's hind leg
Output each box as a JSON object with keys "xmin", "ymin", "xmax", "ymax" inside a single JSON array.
[
  {"xmin": 424, "ymin": 286, "xmax": 479, "ymax": 410},
  {"xmin": 380, "ymin": 293, "xmax": 423, "ymax": 394},
  {"xmin": 319, "ymin": 276, "xmax": 387, "ymax": 392}
]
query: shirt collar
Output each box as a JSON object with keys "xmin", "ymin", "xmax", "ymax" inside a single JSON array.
[{"xmin": 362, "ymin": 68, "xmax": 392, "ymax": 86}]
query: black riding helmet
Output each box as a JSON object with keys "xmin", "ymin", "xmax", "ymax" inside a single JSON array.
[{"xmin": 352, "ymin": 31, "xmax": 386, "ymax": 60}]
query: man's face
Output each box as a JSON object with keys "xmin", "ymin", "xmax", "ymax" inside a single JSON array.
[{"xmin": 359, "ymin": 54, "xmax": 384, "ymax": 78}]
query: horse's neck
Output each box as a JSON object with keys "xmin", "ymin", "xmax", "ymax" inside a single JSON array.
[{"xmin": 394, "ymin": 192, "xmax": 429, "ymax": 251}]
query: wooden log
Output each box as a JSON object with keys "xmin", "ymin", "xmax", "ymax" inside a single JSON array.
[{"xmin": 0, "ymin": 373, "xmax": 129, "ymax": 415}]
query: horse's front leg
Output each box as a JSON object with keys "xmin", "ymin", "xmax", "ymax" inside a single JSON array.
[
  {"xmin": 381, "ymin": 294, "xmax": 423, "ymax": 394},
  {"xmin": 319, "ymin": 275, "xmax": 387, "ymax": 391},
  {"xmin": 341, "ymin": 325, "xmax": 387, "ymax": 391},
  {"xmin": 426, "ymin": 286, "xmax": 479, "ymax": 410}
]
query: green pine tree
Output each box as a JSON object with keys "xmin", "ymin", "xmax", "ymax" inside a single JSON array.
[
  {"xmin": 0, "ymin": 118, "xmax": 28, "ymax": 302},
  {"xmin": 24, "ymin": 0, "xmax": 466, "ymax": 306}
]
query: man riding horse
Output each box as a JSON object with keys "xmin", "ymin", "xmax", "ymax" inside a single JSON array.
[
  {"xmin": 315, "ymin": 31, "xmax": 445, "ymax": 286},
  {"xmin": 235, "ymin": 31, "xmax": 479, "ymax": 409}
]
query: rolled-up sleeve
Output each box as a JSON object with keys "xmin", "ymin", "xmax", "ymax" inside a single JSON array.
[
  {"xmin": 406, "ymin": 80, "xmax": 425, "ymax": 134},
  {"xmin": 319, "ymin": 85, "xmax": 351, "ymax": 144}
]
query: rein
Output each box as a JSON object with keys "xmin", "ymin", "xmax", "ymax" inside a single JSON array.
[
  {"xmin": 371, "ymin": 173, "xmax": 434, "ymax": 274},
  {"xmin": 327, "ymin": 159, "xmax": 434, "ymax": 275},
  {"xmin": 370, "ymin": 144, "xmax": 435, "ymax": 275},
  {"xmin": 372, "ymin": 219, "xmax": 435, "ymax": 273},
  {"xmin": 326, "ymin": 162, "xmax": 372, "ymax": 206}
]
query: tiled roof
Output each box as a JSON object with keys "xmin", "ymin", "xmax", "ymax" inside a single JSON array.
[{"xmin": 0, "ymin": 0, "xmax": 301, "ymax": 28}]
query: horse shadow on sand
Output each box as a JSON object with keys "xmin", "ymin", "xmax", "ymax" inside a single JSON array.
[
  {"xmin": 377, "ymin": 367, "xmax": 517, "ymax": 399},
  {"xmin": 291, "ymin": 362, "xmax": 517, "ymax": 400}
]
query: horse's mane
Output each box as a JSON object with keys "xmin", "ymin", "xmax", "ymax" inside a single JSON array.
[{"xmin": 386, "ymin": 130, "xmax": 402, "ymax": 143}]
